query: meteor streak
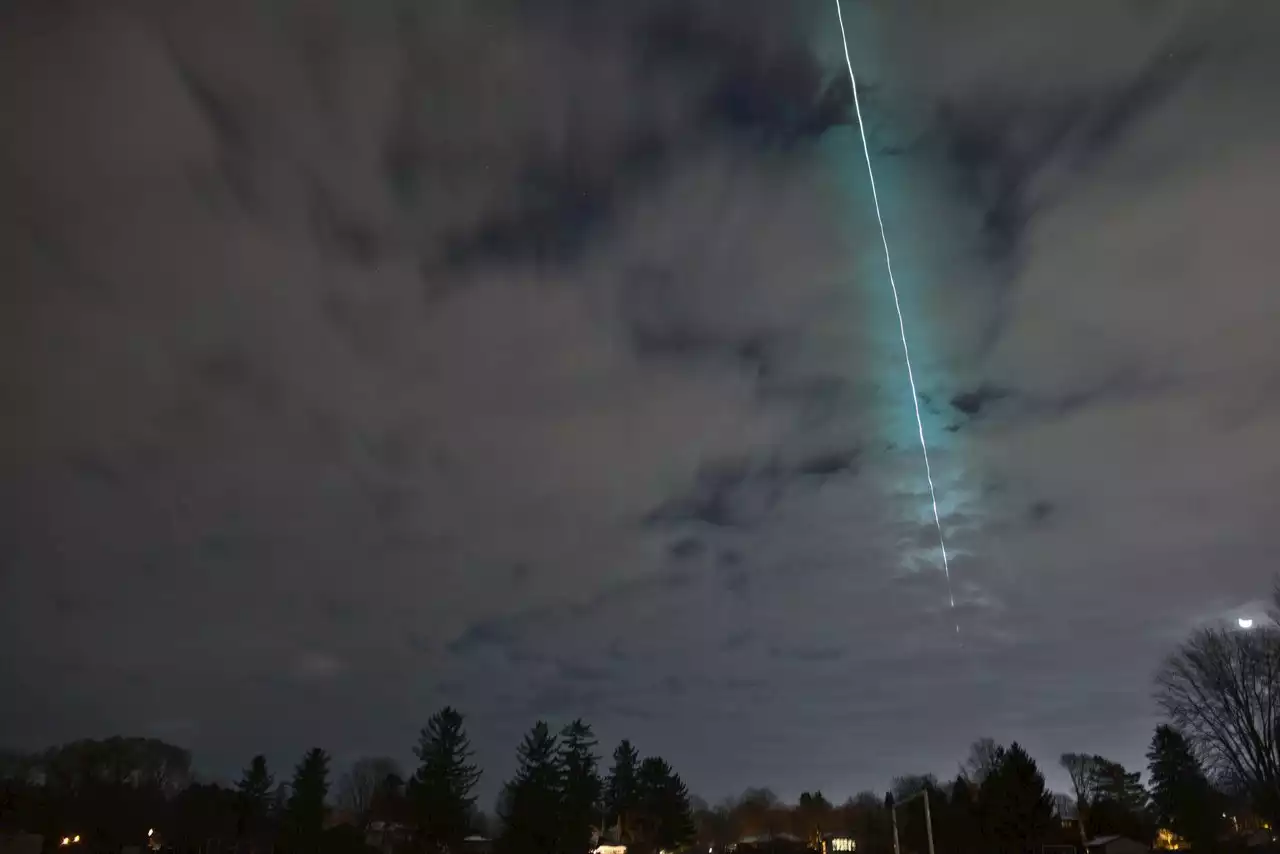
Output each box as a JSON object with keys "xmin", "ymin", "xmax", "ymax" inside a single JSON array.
[{"xmin": 833, "ymin": 0, "xmax": 958, "ymax": 631}]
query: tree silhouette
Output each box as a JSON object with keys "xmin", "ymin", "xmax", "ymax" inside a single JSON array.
[
  {"xmin": 412, "ymin": 706, "xmax": 482, "ymax": 853},
  {"xmin": 557, "ymin": 719, "xmax": 602, "ymax": 854},
  {"xmin": 1147, "ymin": 724, "xmax": 1221, "ymax": 849},
  {"xmin": 3, "ymin": 721, "xmax": 1223, "ymax": 854},
  {"xmin": 4, "ymin": 737, "xmax": 188, "ymax": 849},
  {"xmin": 633, "ymin": 756, "xmax": 695, "ymax": 854},
  {"xmin": 891, "ymin": 774, "xmax": 940, "ymax": 803},
  {"xmin": 894, "ymin": 779, "xmax": 944, "ymax": 854},
  {"xmin": 980, "ymin": 743, "xmax": 1053, "ymax": 854},
  {"xmin": 1156, "ymin": 618, "xmax": 1280, "ymax": 825},
  {"xmin": 797, "ymin": 790, "xmax": 833, "ymax": 846},
  {"xmin": 235, "ymin": 754, "xmax": 274, "ymax": 843},
  {"xmin": 1088, "ymin": 759, "xmax": 1151, "ymax": 842},
  {"xmin": 963, "ymin": 738, "xmax": 1001, "ymax": 785},
  {"xmin": 605, "ymin": 740, "xmax": 640, "ymax": 842},
  {"xmin": 1060, "ymin": 753, "xmax": 1102, "ymax": 844},
  {"xmin": 946, "ymin": 775, "xmax": 981, "ymax": 854},
  {"xmin": 171, "ymin": 782, "xmax": 240, "ymax": 849},
  {"xmin": 337, "ymin": 756, "xmax": 401, "ymax": 831},
  {"xmin": 285, "ymin": 748, "xmax": 330, "ymax": 852},
  {"xmin": 498, "ymin": 721, "xmax": 562, "ymax": 854}
]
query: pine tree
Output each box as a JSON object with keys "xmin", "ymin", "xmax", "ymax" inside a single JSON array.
[
  {"xmin": 797, "ymin": 791, "xmax": 833, "ymax": 846},
  {"xmin": 1147, "ymin": 725, "xmax": 1221, "ymax": 849},
  {"xmin": 1087, "ymin": 759, "xmax": 1152, "ymax": 842},
  {"xmin": 412, "ymin": 706, "xmax": 482, "ymax": 854},
  {"xmin": 558, "ymin": 720, "xmax": 603, "ymax": 854},
  {"xmin": 1094, "ymin": 760, "xmax": 1148, "ymax": 814},
  {"xmin": 947, "ymin": 775, "xmax": 980, "ymax": 854},
  {"xmin": 286, "ymin": 748, "xmax": 331, "ymax": 852},
  {"xmin": 633, "ymin": 756, "xmax": 695, "ymax": 854},
  {"xmin": 605, "ymin": 740, "xmax": 640, "ymax": 842},
  {"xmin": 498, "ymin": 722, "xmax": 563, "ymax": 854},
  {"xmin": 235, "ymin": 755, "xmax": 274, "ymax": 839},
  {"xmin": 272, "ymin": 781, "xmax": 290, "ymax": 818},
  {"xmin": 979, "ymin": 743, "xmax": 1054, "ymax": 854}
]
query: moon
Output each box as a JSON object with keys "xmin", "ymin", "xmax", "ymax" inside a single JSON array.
[{"xmin": 1238, "ymin": 617, "xmax": 1255, "ymax": 629}]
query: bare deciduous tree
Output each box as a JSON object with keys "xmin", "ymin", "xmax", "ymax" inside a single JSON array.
[
  {"xmin": 962, "ymin": 737, "xmax": 1001, "ymax": 785},
  {"xmin": 336, "ymin": 757, "xmax": 402, "ymax": 830},
  {"xmin": 1156, "ymin": 614, "xmax": 1280, "ymax": 824},
  {"xmin": 1060, "ymin": 753, "xmax": 1101, "ymax": 845}
]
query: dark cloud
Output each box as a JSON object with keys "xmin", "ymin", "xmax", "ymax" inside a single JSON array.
[
  {"xmin": 526, "ymin": 682, "xmax": 605, "ymax": 718},
  {"xmin": 770, "ymin": 645, "xmax": 846, "ymax": 664},
  {"xmin": 660, "ymin": 674, "xmax": 689, "ymax": 698},
  {"xmin": 949, "ymin": 385, "xmax": 1010, "ymax": 420},
  {"xmin": 441, "ymin": 153, "xmax": 622, "ymax": 269},
  {"xmin": 557, "ymin": 661, "xmax": 614, "ymax": 684},
  {"xmin": 438, "ymin": 1, "xmax": 846, "ymax": 273},
  {"xmin": 637, "ymin": 3, "xmax": 851, "ymax": 144},
  {"xmin": 718, "ymin": 564, "xmax": 752, "ymax": 599},
  {"xmin": 647, "ymin": 449, "xmax": 862, "ymax": 529},
  {"xmin": 795, "ymin": 448, "xmax": 860, "ymax": 478},
  {"xmin": 925, "ymin": 41, "xmax": 1205, "ymax": 274},
  {"xmin": 1075, "ymin": 46, "xmax": 1205, "ymax": 162},
  {"xmin": 667, "ymin": 536, "xmax": 706, "ymax": 561},
  {"xmin": 309, "ymin": 184, "xmax": 383, "ymax": 266},
  {"xmin": 446, "ymin": 620, "xmax": 520, "ymax": 657},
  {"xmin": 1028, "ymin": 500, "xmax": 1055, "ymax": 525},
  {"xmin": 646, "ymin": 458, "xmax": 778, "ymax": 529}
]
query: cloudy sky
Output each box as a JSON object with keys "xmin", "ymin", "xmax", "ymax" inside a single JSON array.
[{"xmin": 3, "ymin": 0, "xmax": 1279, "ymax": 802}]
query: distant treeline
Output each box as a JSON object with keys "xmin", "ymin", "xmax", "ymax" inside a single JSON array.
[{"xmin": 7, "ymin": 586, "xmax": 1280, "ymax": 854}]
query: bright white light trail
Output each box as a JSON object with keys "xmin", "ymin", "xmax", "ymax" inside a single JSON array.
[{"xmin": 834, "ymin": 0, "xmax": 958, "ymax": 632}]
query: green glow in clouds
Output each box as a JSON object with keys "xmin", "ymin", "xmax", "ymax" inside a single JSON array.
[{"xmin": 834, "ymin": 0, "xmax": 958, "ymax": 632}]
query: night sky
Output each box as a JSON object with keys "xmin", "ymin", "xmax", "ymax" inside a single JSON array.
[{"xmin": 3, "ymin": 0, "xmax": 1279, "ymax": 804}]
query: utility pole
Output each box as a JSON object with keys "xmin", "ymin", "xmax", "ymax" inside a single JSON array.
[
  {"xmin": 890, "ymin": 788, "xmax": 937, "ymax": 854},
  {"xmin": 922, "ymin": 788, "xmax": 936, "ymax": 854}
]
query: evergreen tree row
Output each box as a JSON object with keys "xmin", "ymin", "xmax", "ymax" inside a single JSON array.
[
  {"xmin": 231, "ymin": 709, "xmax": 693, "ymax": 854},
  {"xmin": 0, "ymin": 712, "xmax": 1236, "ymax": 854},
  {"xmin": 498, "ymin": 721, "xmax": 694, "ymax": 854}
]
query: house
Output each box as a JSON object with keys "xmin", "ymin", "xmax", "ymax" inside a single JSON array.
[
  {"xmin": 1086, "ymin": 835, "xmax": 1149, "ymax": 854},
  {"xmin": 820, "ymin": 834, "xmax": 857, "ymax": 854}
]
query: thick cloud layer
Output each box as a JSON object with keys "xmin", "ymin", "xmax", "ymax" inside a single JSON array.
[{"xmin": 2, "ymin": 0, "xmax": 1278, "ymax": 800}]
